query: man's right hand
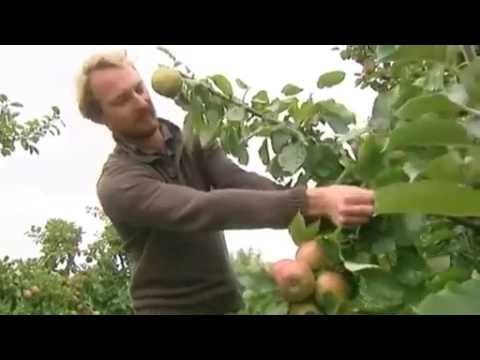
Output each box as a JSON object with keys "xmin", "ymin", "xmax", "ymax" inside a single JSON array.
[{"xmin": 305, "ymin": 185, "xmax": 375, "ymax": 227}]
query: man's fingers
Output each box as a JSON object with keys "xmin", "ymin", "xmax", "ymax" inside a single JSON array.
[
  {"xmin": 337, "ymin": 216, "xmax": 371, "ymax": 227},
  {"xmin": 342, "ymin": 205, "xmax": 374, "ymax": 217},
  {"xmin": 346, "ymin": 190, "xmax": 375, "ymax": 205}
]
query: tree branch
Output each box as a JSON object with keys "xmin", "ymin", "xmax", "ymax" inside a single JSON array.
[
  {"xmin": 462, "ymin": 45, "xmax": 476, "ymax": 63},
  {"xmin": 450, "ymin": 217, "xmax": 480, "ymax": 231}
]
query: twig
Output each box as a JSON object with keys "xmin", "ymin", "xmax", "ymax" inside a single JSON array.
[
  {"xmin": 450, "ymin": 217, "xmax": 480, "ymax": 231},
  {"xmin": 462, "ymin": 46, "xmax": 476, "ymax": 63}
]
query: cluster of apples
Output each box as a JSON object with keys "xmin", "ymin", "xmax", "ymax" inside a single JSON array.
[
  {"xmin": 23, "ymin": 285, "xmax": 41, "ymax": 299},
  {"xmin": 267, "ymin": 240, "xmax": 351, "ymax": 315}
]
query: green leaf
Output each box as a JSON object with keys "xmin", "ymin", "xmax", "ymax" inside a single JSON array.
[
  {"xmin": 370, "ymin": 92, "xmax": 394, "ymax": 130},
  {"xmin": 422, "ymin": 151, "xmax": 465, "ymax": 183},
  {"xmin": 354, "ymin": 134, "xmax": 384, "ymax": 183},
  {"xmin": 426, "ymin": 256, "xmax": 451, "ymax": 273},
  {"xmin": 278, "ymin": 142, "xmax": 307, "ymax": 174},
  {"xmin": 235, "ymin": 78, "xmax": 249, "ymax": 90},
  {"xmin": 316, "ymin": 100, "xmax": 355, "ymax": 134},
  {"xmin": 463, "ymin": 146, "xmax": 480, "ymax": 185},
  {"xmin": 363, "ymin": 215, "xmax": 423, "ymax": 254},
  {"xmin": 357, "ymin": 269, "xmax": 405, "ymax": 313},
  {"xmin": 304, "ymin": 143, "xmax": 343, "ymax": 184},
  {"xmin": 182, "ymin": 113, "xmax": 195, "ymax": 153},
  {"xmin": 10, "ymin": 102, "xmax": 24, "ymax": 108},
  {"xmin": 424, "ymin": 63, "xmax": 445, "ymax": 92},
  {"xmin": 377, "ymin": 45, "xmax": 447, "ymax": 63},
  {"xmin": 376, "ymin": 45, "xmax": 398, "ymax": 61},
  {"xmin": 446, "ymin": 45, "xmax": 462, "ymax": 66},
  {"xmin": 268, "ymin": 156, "xmax": 288, "ymax": 180},
  {"xmin": 258, "ymin": 139, "xmax": 270, "ymax": 166},
  {"xmin": 459, "ymin": 59, "xmax": 480, "ymax": 106},
  {"xmin": 288, "ymin": 212, "xmax": 318, "ymax": 246},
  {"xmin": 190, "ymin": 95, "xmax": 204, "ymax": 113},
  {"xmin": 402, "ymin": 150, "xmax": 440, "ymax": 182},
  {"xmin": 252, "ymin": 90, "xmax": 269, "ymax": 110},
  {"xmin": 210, "ymin": 75, "xmax": 233, "ymax": 98},
  {"xmin": 394, "ymin": 215, "xmax": 424, "ymax": 247},
  {"xmin": 371, "ymin": 236, "xmax": 396, "ymax": 255},
  {"xmin": 206, "ymin": 109, "xmax": 222, "ymax": 124},
  {"xmin": 395, "ymin": 94, "xmax": 465, "ymax": 120},
  {"xmin": 416, "ymin": 279, "xmax": 480, "ymax": 315},
  {"xmin": 393, "ymin": 248, "xmax": 429, "ymax": 287},
  {"xmin": 317, "ymin": 71, "xmax": 346, "ymax": 89},
  {"xmin": 192, "ymin": 112, "xmax": 220, "ymax": 149},
  {"xmin": 271, "ymin": 131, "xmax": 290, "ymax": 154},
  {"xmin": 427, "ymin": 267, "xmax": 471, "ymax": 292},
  {"xmin": 418, "ymin": 228, "xmax": 454, "ymax": 250},
  {"xmin": 391, "ymin": 83, "xmax": 423, "ymax": 110},
  {"xmin": 445, "ymin": 84, "xmax": 469, "ymax": 107},
  {"xmin": 281, "ymin": 84, "xmax": 303, "ymax": 96},
  {"xmin": 226, "ymin": 106, "xmax": 246, "ymax": 122},
  {"xmin": 373, "ymin": 167, "xmax": 409, "ymax": 188},
  {"xmin": 386, "ymin": 115, "xmax": 470, "ymax": 151},
  {"xmin": 265, "ymin": 99, "xmax": 295, "ymax": 114},
  {"xmin": 295, "ymin": 172, "xmax": 310, "ymax": 187},
  {"xmin": 375, "ymin": 180, "xmax": 480, "ymax": 217},
  {"xmin": 319, "ymin": 292, "xmax": 342, "ymax": 315},
  {"xmin": 264, "ymin": 302, "xmax": 289, "ymax": 315},
  {"xmin": 195, "ymin": 83, "xmax": 213, "ymax": 105},
  {"xmin": 463, "ymin": 116, "xmax": 480, "ymax": 139},
  {"xmin": 336, "ymin": 126, "xmax": 369, "ymax": 143},
  {"xmin": 320, "ymin": 236, "xmax": 342, "ymax": 267},
  {"xmin": 343, "ymin": 261, "xmax": 380, "ymax": 272},
  {"xmin": 236, "ymin": 144, "xmax": 249, "ymax": 165},
  {"xmin": 289, "ymin": 99, "xmax": 317, "ymax": 125},
  {"xmin": 221, "ymin": 127, "xmax": 234, "ymax": 154}
]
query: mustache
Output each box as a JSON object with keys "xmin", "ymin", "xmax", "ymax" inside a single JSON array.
[{"xmin": 137, "ymin": 102, "xmax": 156, "ymax": 118}]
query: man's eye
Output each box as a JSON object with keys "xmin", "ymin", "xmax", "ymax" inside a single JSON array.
[{"xmin": 113, "ymin": 94, "xmax": 129, "ymax": 105}]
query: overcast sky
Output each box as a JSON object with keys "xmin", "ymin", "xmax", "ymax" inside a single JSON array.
[{"xmin": 0, "ymin": 45, "xmax": 376, "ymax": 262}]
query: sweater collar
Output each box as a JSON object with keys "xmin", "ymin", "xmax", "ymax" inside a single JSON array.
[{"xmin": 113, "ymin": 118, "xmax": 178, "ymax": 164}]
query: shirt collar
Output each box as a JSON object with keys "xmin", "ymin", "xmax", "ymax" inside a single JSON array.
[{"xmin": 113, "ymin": 118, "xmax": 177, "ymax": 164}]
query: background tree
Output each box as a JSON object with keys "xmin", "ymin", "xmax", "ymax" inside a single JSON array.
[{"xmin": 0, "ymin": 94, "xmax": 64, "ymax": 157}]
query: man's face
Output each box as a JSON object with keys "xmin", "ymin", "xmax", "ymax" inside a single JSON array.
[{"xmin": 90, "ymin": 64, "xmax": 158, "ymax": 140}]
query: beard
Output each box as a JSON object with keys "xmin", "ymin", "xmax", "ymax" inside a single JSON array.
[{"xmin": 114, "ymin": 101, "xmax": 159, "ymax": 141}]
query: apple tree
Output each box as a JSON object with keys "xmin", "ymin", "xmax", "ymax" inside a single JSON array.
[
  {"xmin": 0, "ymin": 94, "xmax": 64, "ymax": 157},
  {"xmin": 150, "ymin": 45, "xmax": 480, "ymax": 315}
]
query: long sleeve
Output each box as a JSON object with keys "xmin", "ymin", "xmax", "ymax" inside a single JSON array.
[
  {"xmin": 97, "ymin": 165, "xmax": 307, "ymax": 233},
  {"xmin": 201, "ymin": 144, "xmax": 286, "ymax": 191}
]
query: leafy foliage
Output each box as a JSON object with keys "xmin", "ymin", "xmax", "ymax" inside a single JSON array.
[
  {"xmin": 0, "ymin": 208, "xmax": 133, "ymax": 315},
  {"xmin": 0, "ymin": 94, "xmax": 64, "ymax": 157},
  {"xmin": 156, "ymin": 45, "xmax": 480, "ymax": 314},
  {"xmin": 230, "ymin": 249, "xmax": 289, "ymax": 315}
]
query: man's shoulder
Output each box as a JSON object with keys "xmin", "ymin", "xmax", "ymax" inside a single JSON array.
[{"xmin": 96, "ymin": 147, "xmax": 144, "ymax": 196}]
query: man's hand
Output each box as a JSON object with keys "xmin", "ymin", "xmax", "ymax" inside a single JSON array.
[{"xmin": 305, "ymin": 185, "xmax": 375, "ymax": 227}]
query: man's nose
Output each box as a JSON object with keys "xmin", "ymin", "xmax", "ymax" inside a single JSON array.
[{"xmin": 134, "ymin": 92, "xmax": 150, "ymax": 109}]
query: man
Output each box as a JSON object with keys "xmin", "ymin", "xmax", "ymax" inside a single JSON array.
[{"xmin": 76, "ymin": 49, "xmax": 375, "ymax": 315}]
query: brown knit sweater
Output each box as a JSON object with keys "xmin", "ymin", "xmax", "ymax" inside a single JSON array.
[{"xmin": 96, "ymin": 118, "xmax": 307, "ymax": 314}]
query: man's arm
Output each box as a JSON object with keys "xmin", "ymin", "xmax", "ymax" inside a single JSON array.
[
  {"xmin": 97, "ymin": 166, "xmax": 307, "ymax": 233},
  {"xmin": 200, "ymin": 143, "xmax": 286, "ymax": 191},
  {"xmin": 197, "ymin": 145, "xmax": 376, "ymax": 227}
]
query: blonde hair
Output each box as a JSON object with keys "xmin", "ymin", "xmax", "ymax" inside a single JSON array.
[{"xmin": 76, "ymin": 49, "xmax": 132, "ymax": 123}]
